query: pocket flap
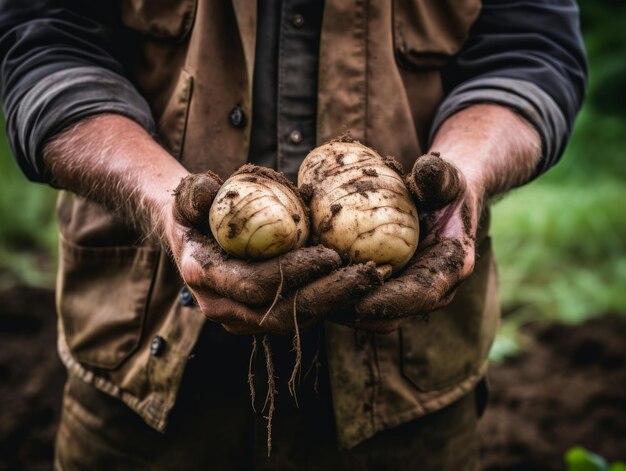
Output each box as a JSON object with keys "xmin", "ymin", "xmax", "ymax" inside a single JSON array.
[{"xmin": 394, "ymin": 0, "xmax": 482, "ymax": 69}]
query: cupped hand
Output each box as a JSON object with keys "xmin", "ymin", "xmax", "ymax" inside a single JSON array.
[
  {"xmin": 165, "ymin": 172, "xmax": 385, "ymax": 334},
  {"xmin": 354, "ymin": 152, "xmax": 481, "ymax": 333}
]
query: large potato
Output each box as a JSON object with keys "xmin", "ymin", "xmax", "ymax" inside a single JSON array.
[
  {"xmin": 298, "ymin": 139, "xmax": 419, "ymax": 272},
  {"xmin": 209, "ymin": 165, "xmax": 309, "ymax": 259}
]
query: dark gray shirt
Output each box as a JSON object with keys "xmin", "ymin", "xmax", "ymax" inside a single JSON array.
[{"xmin": 248, "ymin": 0, "xmax": 324, "ymax": 182}]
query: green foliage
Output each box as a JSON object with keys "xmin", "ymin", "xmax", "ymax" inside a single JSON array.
[
  {"xmin": 0, "ymin": 115, "xmax": 57, "ymax": 289},
  {"xmin": 565, "ymin": 446, "xmax": 626, "ymax": 471},
  {"xmin": 489, "ymin": 0, "xmax": 626, "ymax": 361},
  {"xmin": 492, "ymin": 178, "xmax": 626, "ymax": 324}
]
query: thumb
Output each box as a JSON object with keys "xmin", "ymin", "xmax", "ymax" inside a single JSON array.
[
  {"xmin": 173, "ymin": 171, "xmax": 223, "ymax": 228},
  {"xmin": 405, "ymin": 152, "xmax": 464, "ymax": 211}
]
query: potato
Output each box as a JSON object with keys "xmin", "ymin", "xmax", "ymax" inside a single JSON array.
[
  {"xmin": 298, "ymin": 139, "xmax": 419, "ymax": 272},
  {"xmin": 209, "ymin": 165, "xmax": 309, "ymax": 259}
]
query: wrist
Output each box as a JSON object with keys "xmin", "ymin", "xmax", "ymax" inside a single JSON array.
[
  {"xmin": 429, "ymin": 104, "xmax": 541, "ymax": 199},
  {"xmin": 44, "ymin": 114, "xmax": 190, "ymax": 242}
]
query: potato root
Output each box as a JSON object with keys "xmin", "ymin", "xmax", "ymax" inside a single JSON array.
[
  {"xmin": 209, "ymin": 165, "xmax": 309, "ymax": 259},
  {"xmin": 298, "ymin": 139, "xmax": 419, "ymax": 272}
]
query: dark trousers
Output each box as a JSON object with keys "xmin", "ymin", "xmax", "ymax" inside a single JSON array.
[{"xmin": 55, "ymin": 324, "xmax": 481, "ymax": 470}]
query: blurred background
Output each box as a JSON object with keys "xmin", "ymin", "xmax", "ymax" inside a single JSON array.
[{"xmin": 1, "ymin": 1, "xmax": 625, "ymax": 470}]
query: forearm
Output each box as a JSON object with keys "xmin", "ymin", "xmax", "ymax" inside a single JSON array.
[
  {"xmin": 43, "ymin": 114, "xmax": 189, "ymax": 240},
  {"xmin": 0, "ymin": 1, "xmax": 155, "ymax": 182},
  {"xmin": 435, "ymin": 0, "xmax": 586, "ymax": 177},
  {"xmin": 430, "ymin": 104, "xmax": 542, "ymax": 200}
]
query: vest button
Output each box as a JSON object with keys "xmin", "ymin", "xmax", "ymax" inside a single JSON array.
[
  {"xmin": 179, "ymin": 286, "xmax": 195, "ymax": 307},
  {"xmin": 289, "ymin": 129, "xmax": 303, "ymax": 144},
  {"xmin": 150, "ymin": 336, "xmax": 166, "ymax": 357},
  {"xmin": 229, "ymin": 106, "xmax": 246, "ymax": 128},
  {"xmin": 292, "ymin": 13, "xmax": 304, "ymax": 28}
]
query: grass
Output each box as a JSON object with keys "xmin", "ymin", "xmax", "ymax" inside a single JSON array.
[
  {"xmin": 0, "ymin": 115, "xmax": 58, "ymax": 289},
  {"xmin": 493, "ymin": 105, "xmax": 626, "ymax": 320}
]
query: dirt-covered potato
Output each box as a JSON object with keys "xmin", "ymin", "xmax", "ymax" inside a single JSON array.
[
  {"xmin": 209, "ymin": 165, "xmax": 309, "ymax": 259},
  {"xmin": 298, "ymin": 138, "xmax": 419, "ymax": 272}
]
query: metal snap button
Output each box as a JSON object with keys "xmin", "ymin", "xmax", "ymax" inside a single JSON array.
[
  {"xmin": 229, "ymin": 106, "xmax": 246, "ymax": 128},
  {"xmin": 150, "ymin": 336, "xmax": 166, "ymax": 357},
  {"xmin": 179, "ymin": 286, "xmax": 195, "ymax": 307},
  {"xmin": 289, "ymin": 129, "xmax": 303, "ymax": 144},
  {"xmin": 292, "ymin": 14, "xmax": 304, "ymax": 28}
]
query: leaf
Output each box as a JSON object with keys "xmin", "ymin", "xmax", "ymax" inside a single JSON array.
[{"xmin": 565, "ymin": 446, "xmax": 609, "ymax": 471}]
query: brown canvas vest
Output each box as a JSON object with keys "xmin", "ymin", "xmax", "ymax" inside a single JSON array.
[{"xmin": 55, "ymin": 0, "xmax": 498, "ymax": 449}]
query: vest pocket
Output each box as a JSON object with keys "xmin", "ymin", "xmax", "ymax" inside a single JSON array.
[
  {"xmin": 57, "ymin": 237, "xmax": 159, "ymax": 370},
  {"xmin": 393, "ymin": 0, "xmax": 482, "ymax": 69},
  {"xmin": 121, "ymin": 0, "xmax": 198, "ymax": 41},
  {"xmin": 400, "ymin": 236, "xmax": 497, "ymax": 391}
]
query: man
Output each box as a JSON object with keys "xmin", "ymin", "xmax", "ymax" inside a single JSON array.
[{"xmin": 0, "ymin": 0, "xmax": 586, "ymax": 469}]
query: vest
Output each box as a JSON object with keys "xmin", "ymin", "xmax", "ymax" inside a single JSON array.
[{"xmin": 55, "ymin": 0, "xmax": 498, "ymax": 449}]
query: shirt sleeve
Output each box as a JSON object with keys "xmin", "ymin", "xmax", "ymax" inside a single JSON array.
[
  {"xmin": 0, "ymin": 0, "xmax": 155, "ymax": 183},
  {"xmin": 432, "ymin": 0, "xmax": 588, "ymax": 176}
]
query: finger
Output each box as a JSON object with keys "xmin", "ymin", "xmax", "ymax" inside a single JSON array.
[
  {"xmin": 196, "ymin": 263, "xmax": 386, "ymax": 335},
  {"xmin": 195, "ymin": 288, "xmax": 319, "ymax": 335},
  {"xmin": 262, "ymin": 262, "xmax": 386, "ymax": 330},
  {"xmin": 211, "ymin": 244, "xmax": 342, "ymax": 306},
  {"xmin": 406, "ymin": 152, "xmax": 464, "ymax": 211},
  {"xmin": 355, "ymin": 238, "xmax": 473, "ymax": 320},
  {"xmin": 182, "ymin": 235, "xmax": 342, "ymax": 306},
  {"xmin": 174, "ymin": 171, "xmax": 223, "ymax": 228},
  {"xmin": 194, "ymin": 291, "xmax": 279, "ymax": 335}
]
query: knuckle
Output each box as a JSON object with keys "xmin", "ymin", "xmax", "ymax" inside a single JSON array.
[
  {"xmin": 237, "ymin": 278, "xmax": 269, "ymax": 305},
  {"xmin": 200, "ymin": 307, "xmax": 227, "ymax": 323},
  {"xmin": 463, "ymin": 253, "xmax": 476, "ymax": 278},
  {"xmin": 198, "ymin": 299, "xmax": 231, "ymax": 322},
  {"xmin": 178, "ymin": 247, "xmax": 207, "ymax": 288},
  {"xmin": 221, "ymin": 323, "xmax": 254, "ymax": 335}
]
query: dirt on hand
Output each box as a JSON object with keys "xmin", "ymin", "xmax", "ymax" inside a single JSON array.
[
  {"xmin": 173, "ymin": 171, "xmax": 223, "ymax": 229},
  {"xmin": 407, "ymin": 152, "xmax": 463, "ymax": 211}
]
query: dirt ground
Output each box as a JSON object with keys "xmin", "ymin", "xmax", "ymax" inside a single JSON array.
[
  {"xmin": 0, "ymin": 286, "xmax": 64, "ymax": 470},
  {"xmin": 479, "ymin": 314, "xmax": 626, "ymax": 470},
  {"xmin": 1, "ymin": 285, "xmax": 625, "ymax": 470}
]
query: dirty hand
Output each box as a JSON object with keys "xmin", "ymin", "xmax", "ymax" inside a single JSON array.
[
  {"xmin": 354, "ymin": 152, "xmax": 480, "ymax": 332},
  {"xmin": 165, "ymin": 172, "xmax": 385, "ymax": 335}
]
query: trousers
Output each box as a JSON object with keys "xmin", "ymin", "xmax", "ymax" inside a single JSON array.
[{"xmin": 55, "ymin": 322, "xmax": 483, "ymax": 470}]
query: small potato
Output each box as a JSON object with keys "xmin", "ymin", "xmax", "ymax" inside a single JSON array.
[
  {"xmin": 210, "ymin": 165, "xmax": 309, "ymax": 259},
  {"xmin": 298, "ymin": 139, "xmax": 419, "ymax": 272}
]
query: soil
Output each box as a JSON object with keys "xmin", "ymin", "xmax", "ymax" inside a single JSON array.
[
  {"xmin": 480, "ymin": 314, "xmax": 626, "ymax": 470},
  {"xmin": 1, "ymin": 285, "xmax": 625, "ymax": 470},
  {"xmin": 407, "ymin": 152, "xmax": 463, "ymax": 210},
  {"xmin": 234, "ymin": 164, "xmax": 303, "ymax": 200},
  {"xmin": 0, "ymin": 286, "xmax": 65, "ymax": 471},
  {"xmin": 173, "ymin": 170, "xmax": 222, "ymax": 228}
]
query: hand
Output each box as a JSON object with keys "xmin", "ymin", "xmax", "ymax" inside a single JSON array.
[
  {"xmin": 354, "ymin": 152, "xmax": 480, "ymax": 333},
  {"xmin": 165, "ymin": 172, "xmax": 386, "ymax": 335}
]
